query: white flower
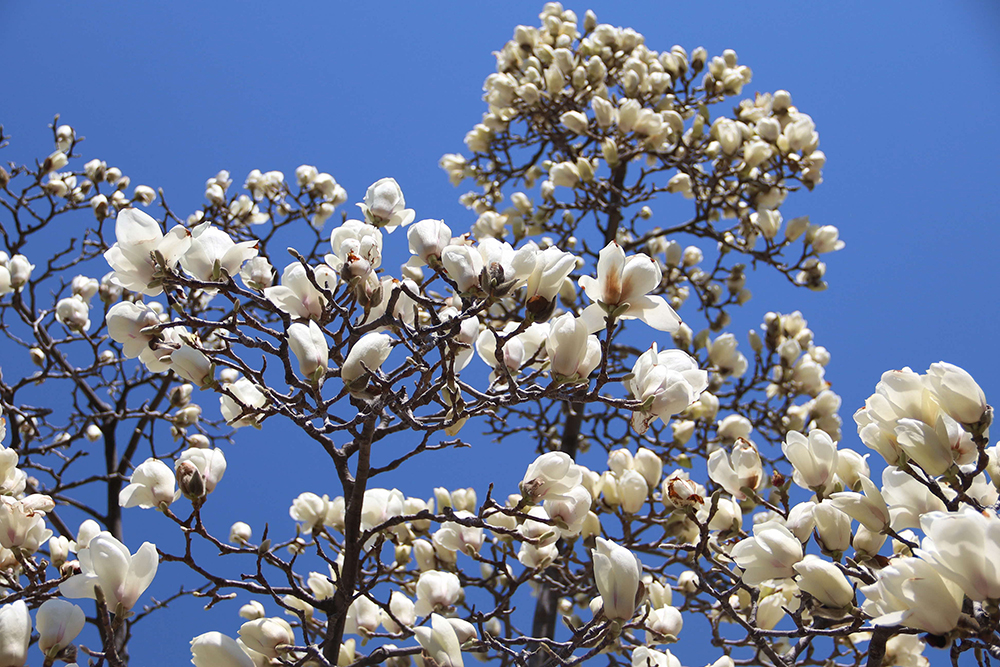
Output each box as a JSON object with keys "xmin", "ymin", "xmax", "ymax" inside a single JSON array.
[
  {"xmin": 730, "ymin": 521, "xmax": 803, "ymax": 586},
  {"xmin": 60, "ymin": 532, "xmax": 158, "ymax": 611},
  {"xmin": 238, "ymin": 617, "xmax": 294, "ymax": 658},
  {"xmin": 230, "ymin": 522, "xmax": 252, "ymax": 545},
  {"xmin": 37, "ymin": 599, "xmax": 85, "ymax": 659},
  {"xmin": 707, "ymin": 438, "xmax": 762, "ymax": 500},
  {"xmin": 579, "ymin": 242, "xmax": 681, "ymax": 333},
  {"xmin": 407, "ymin": 219, "xmax": 452, "ymax": 265},
  {"xmin": 545, "ymin": 313, "xmax": 601, "ymax": 381},
  {"xmin": 0, "ymin": 600, "xmax": 30, "ymax": 667},
  {"xmin": 119, "ymin": 457, "xmax": 176, "ymax": 510},
  {"xmin": 432, "ymin": 511, "xmax": 484, "ymax": 557},
  {"xmin": 414, "ymin": 613, "xmax": 464, "ymax": 667},
  {"xmin": 625, "ymin": 345, "xmax": 708, "ymax": 434},
  {"xmin": 176, "ymin": 448, "xmax": 226, "ymax": 499},
  {"xmin": 441, "ymin": 245, "xmax": 484, "ymax": 293},
  {"xmin": 782, "ymin": 430, "xmax": 838, "ymax": 491},
  {"xmin": 543, "ymin": 485, "xmax": 592, "ymax": 538},
  {"xmin": 520, "ymin": 452, "xmax": 585, "ymax": 502},
  {"xmin": 104, "ymin": 208, "xmax": 192, "ymax": 296},
  {"xmin": 106, "ymin": 301, "xmax": 161, "ymax": 358},
  {"xmin": 859, "ymin": 556, "xmax": 963, "ymax": 635},
  {"xmin": 180, "ymin": 222, "xmax": 258, "ymax": 281},
  {"xmin": 263, "ymin": 262, "xmax": 338, "ymax": 321},
  {"xmin": 289, "ymin": 492, "xmax": 331, "ymax": 535},
  {"xmin": 359, "ymin": 178, "xmax": 414, "ymax": 232},
  {"xmin": 325, "ymin": 220, "xmax": 383, "ymax": 272},
  {"xmin": 342, "ymin": 332, "xmax": 393, "ymax": 387},
  {"xmin": 523, "ymin": 246, "xmax": 576, "ymax": 317},
  {"xmin": 794, "ymin": 555, "xmax": 854, "ymax": 608},
  {"xmin": 918, "ymin": 508, "xmax": 1000, "ymax": 601},
  {"xmin": 55, "ymin": 296, "xmax": 91, "ymax": 332},
  {"xmin": 708, "ymin": 333, "xmax": 748, "ymax": 378},
  {"xmin": 632, "ymin": 647, "xmax": 681, "ymax": 667},
  {"xmin": 287, "ymin": 320, "xmax": 328, "ymax": 382},
  {"xmin": 592, "ymin": 537, "xmax": 642, "ymax": 621},
  {"xmin": 170, "ymin": 344, "xmax": 214, "ymax": 387},
  {"xmin": 220, "ymin": 378, "xmax": 267, "ymax": 428},
  {"xmin": 239, "ymin": 257, "xmax": 274, "ymax": 290},
  {"xmin": 190, "ymin": 632, "xmax": 255, "ymax": 667},
  {"xmin": 926, "ymin": 361, "xmax": 987, "ymax": 425},
  {"xmin": 828, "ymin": 474, "xmax": 889, "ymax": 532},
  {"xmin": 414, "ymin": 570, "xmax": 462, "ymax": 617}
]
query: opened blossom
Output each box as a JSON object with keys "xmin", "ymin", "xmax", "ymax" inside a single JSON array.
[
  {"xmin": 119, "ymin": 457, "xmax": 176, "ymax": 509},
  {"xmin": 918, "ymin": 507, "xmax": 1000, "ymax": 601},
  {"xmin": 179, "ymin": 222, "xmax": 258, "ymax": 282},
  {"xmin": 859, "ymin": 556, "xmax": 963, "ymax": 635},
  {"xmin": 104, "ymin": 208, "xmax": 192, "ymax": 296},
  {"xmin": 263, "ymin": 262, "xmax": 338, "ymax": 321},
  {"xmin": 707, "ymin": 438, "xmax": 763, "ymax": 500},
  {"xmin": 359, "ymin": 177, "xmax": 414, "ymax": 232},
  {"xmin": 625, "ymin": 345, "xmax": 708, "ymax": 434},
  {"xmin": 60, "ymin": 532, "xmax": 158, "ymax": 611},
  {"xmin": 578, "ymin": 241, "xmax": 681, "ymax": 333},
  {"xmin": 782, "ymin": 429, "xmax": 838, "ymax": 491},
  {"xmin": 730, "ymin": 521, "xmax": 803, "ymax": 586},
  {"xmin": 107, "ymin": 301, "xmax": 162, "ymax": 359}
]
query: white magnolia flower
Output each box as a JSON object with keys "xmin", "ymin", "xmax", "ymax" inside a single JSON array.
[
  {"xmin": 414, "ymin": 570, "xmax": 462, "ymax": 617},
  {"xmin": 263, "ymin": 262, "xmax": 338, "ymax": 321},
  {"xmin": 0, "ymin": 600, "xmax": 30, "ymax": 667},
  {"xmin": 238, "ymin": 617, "xmax": 294, "ymax": 659},
  {"xmin": 918, "ymin": 508, "xmax": 1000, "ymax": 601},
  {"xmin": 119, "ymin": 457, "xmax": 177, "ymax": 510},
  {"xmin": 730, "ymin": 521, "xmax": 803, "ymax": 586},
  {"xmin": 520, "ymin": 452, "xmax": 585, "ymax": 502},
  {"xmin": 180, "ymin": 222, "xmax": 258, "ymax": 282},
  {"xmin": 55, "ymin": 296, "xmax": 91, "ymax": 332},
  {"xmin": 176, "ymin": 448, "xmax": 227, "ymax": 499},
  {"xmin": 342, "ymin": 332, "xmax": 393, "ymax": 387},
  {"xmin": 414, "ymin": 613, "xmax": 464, "ymax": 667},
  {"xmin": 407, "ymin": 219, "xmax": 453, "ymax": 265},
  {"xmin": 625, "ymin": 345, "xmax": 708, "ymax": 434},
  {"xmin": 523, "ymin": 246, "xmax": 577, "ymax": 317},
  {"xmin": 104, "ymin": 208, "xmax": 192, "ymax": 296},
  {"xmin": 578, "ymin": 241, "xmax": 681, "ymax": 333},
  {"xmin": 545, "ymin": 313, "xmax": 601, "ymax": 382},
  {"xmin": 793, "ymin": 555, "xmax": 854, "ymax": 608},
  {"xmin": 60, "ymin": 532, "xmax": 158, "ymax": 611},
  {"xmin": 287, "ymin": 320, "xmax": 328, "ymax": 382},
  {"xmin": 37, "ymin": 599, "xmax": 85, "ymax": 659},
  {"xmin": 828, "ymin": 474, "xmax": 889, "ymax": 532},
  {"xmin": 359, "ymin": 178, "xmax": 414, "ymax": 232},
  {"xmin": 592, "ymin": 537, "xmax": 642, "ymax": 621},
  {"xmin": 190, "ymin": 632, "xmax": 255, "ymax": 667},
  {"xmin": 859, "ymin": 556, "xmax": 963, "ymax": 635},
  {"xmin": 106, "ymin": 301, "xmax": 162, "ymax": 358},
  {"xmin": 707, "ymin": 438, "xmax": 762, "ymax": 500},
  {"xmin": 220, "ymin": 378, "xmax": 267, "ymax": 428},
  {"xmin": 926, "ymin": 361, "xmax": 988, "ymax": 425},
  {"xmin": 325, "ymin": 220, "xmax": 383, "ymax": 272},
  {"xmin": 782, "ymin": 429, "xmax": 838, "ymax": 491}
]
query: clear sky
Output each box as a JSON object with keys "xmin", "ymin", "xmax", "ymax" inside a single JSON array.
[{"xmin": 2, "ymin": 1, "xmax": 999, "ymax": 665}]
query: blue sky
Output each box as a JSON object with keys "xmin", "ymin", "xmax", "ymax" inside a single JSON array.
[{"xmin": 2, "ymin": 1, "xmax": 1000, "ymax": 665}]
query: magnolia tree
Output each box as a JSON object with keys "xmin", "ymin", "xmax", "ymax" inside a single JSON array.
[{"xmin": 0, "ymin": 5, "xmax": 995, "ymax": 667}]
